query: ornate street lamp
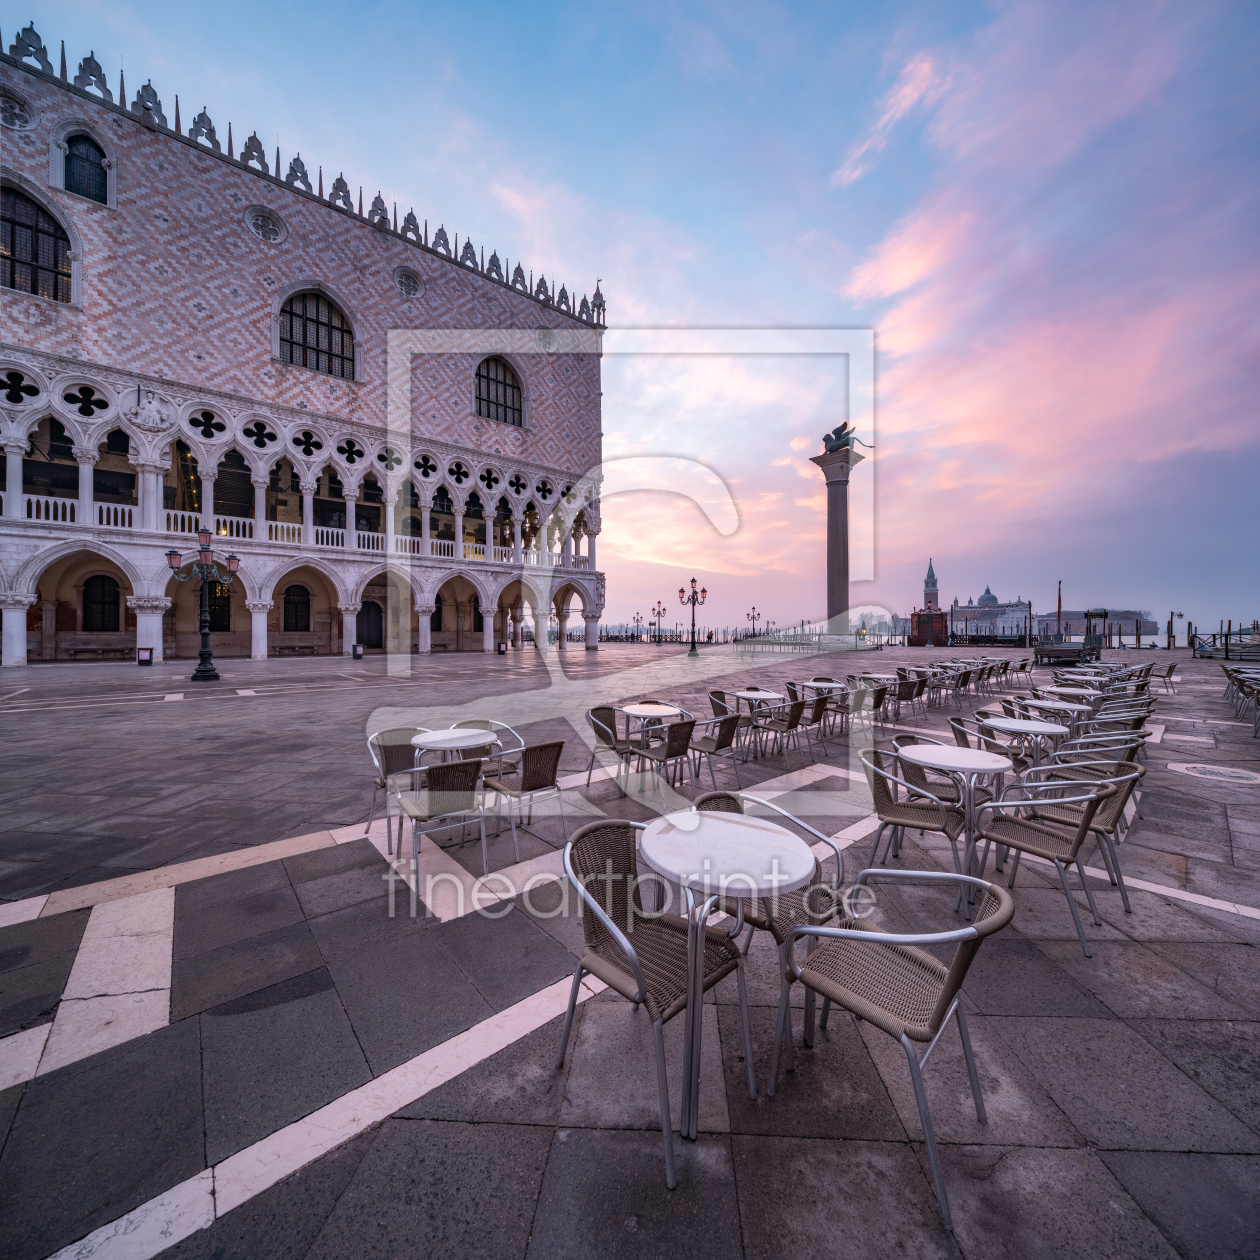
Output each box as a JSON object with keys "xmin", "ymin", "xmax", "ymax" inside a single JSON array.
[
  {"xmin": 651, "ymin": 599, "xmax": 666, "ymax": 646},
  {"xmin": 746, "ymin": 606, "xmax": 760, "ymax": 639},
  {"xmin": 632, "ymin": 611, "xmax": 644, "ymax": 642},
  {"xmin": 679, "ymin": 577, "xmax": 708, "ymax": 658},
  {"xmin": 166, "ymin": 529, "xmax": 239, "ymax": 682}
]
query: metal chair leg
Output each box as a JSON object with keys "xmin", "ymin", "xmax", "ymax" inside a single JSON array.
[
  {"xmin": 555, "ymin": 961, "xmax": 584, "ymax": 1067},
  {"xmin": 1055, "ymin": 857, "xmax": 1092, "ymax": 957},
  {"xmin": 652, "ymin": 1020, "xmax": 677, "ymax": 1190},
  {"xmin": 955, "ymin": 1005, "xmax": 986, "ymax": 1123},
  {"xmin": 736, "ymin": 961, "xmax": 757, "ymax": 1100},
  {"xmin": 767, "ymin": 974, "xmax": 792, "ymax": 1097},
  {"xmin": 903, "ymin": 1033, "xmax": 954, "ymax": 1232}
]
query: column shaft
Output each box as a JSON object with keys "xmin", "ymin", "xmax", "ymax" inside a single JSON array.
[
  {"xmin": 417, "ymin": 606, "xmax": 433, "ymax": 654},
  {"xmin": 75, "ymin": 452, "xmax": 95, "ymax": 525},
  {"xmin": 301, "ymin": 483, "xmax": 315, "ymax": 546},
  {"xmin": 4, "ymin": 443, "xmax": 26, "ymax": 518}
]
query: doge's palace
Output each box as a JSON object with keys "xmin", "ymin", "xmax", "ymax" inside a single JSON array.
[{"xmin": 0, "ymin": 22, "xmax": 606, "ymax": 667}]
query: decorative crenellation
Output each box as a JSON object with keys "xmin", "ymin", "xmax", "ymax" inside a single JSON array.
[{"xmin": 2, "ymin": 22, "xmax": 605, "ymax": 326}]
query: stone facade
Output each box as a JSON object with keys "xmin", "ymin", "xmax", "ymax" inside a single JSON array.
[{"xmin": 0, "ymin": 27, "xmax": 607, "ymax": 665}]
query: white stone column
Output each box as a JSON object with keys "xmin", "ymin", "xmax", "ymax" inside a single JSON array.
[
  {"xmin": 344, "ymin": 493, "xmax": 359, "ymax": 550},
  {"xmin": 584, "ymin": 612, "xmax": 600, "ymax": 651},
  {"xmin": 339, "ymin": 602, "xmax": 361, "ymax": 655},
  {"xmin": 587, "ymin": 530, "xmax": 598, "ymax": 571},
  {"xmin": 557, "ymin": 608, "xmax": 569, "ymax": 650},
  {"xmin": 247, "ymin": 600, "xmax": 272, "ymax": 659},
  {"xmin": 384, "ymin": 494, "xmax": 396, "ymax": 550},
  {"xmin": 453, "ymin": 511, "xmax": 464, "ymax": 560},
  {"xmin": 512, "ymin": 606, "xmax": 524, "ymax": 649},
  {"xmin": 74, "ymin": 446, "xmax": 96, "ymax": 526},
  {"xmin": 4, "ymin": 441, "xmax": 26, "ymax": 518},
  {"xmin": 300, "ymin": 481, "xmax": 315, "ymax": 545},
  {"xmin": 200, "ymin": 472, "xmax": 216, "ymax": 528},
  {"xmin": 562, "ymin": 528, "xmax": 573, "ymax": 568},
  {"xmin": 0, "ymin": 593, "xmax": 35, "ymax": 666},
  {"xmin": 252, "ymin": 479, "xmax": 268, "ymax": 528},
  {"xmin": 421, "ymin": 501, "xmax": 431, "ymax": 553},
  {"xmin": 513, "ymin": 516, "xmax": 523, "ymax": 565},
  {"xmin": 532, "ymin": 611, "xmax": 545, "ymax": 652},
  {"xmin": 127, "ymin": 596, "xmax": 172, "ymax": 664},
  {"xmin": 482, "ymin": 608, "xmax": 496, "ymax": 653},
  {"xmin": 416, "ymin": 605, "xmax": 433, "ymax": 654}
]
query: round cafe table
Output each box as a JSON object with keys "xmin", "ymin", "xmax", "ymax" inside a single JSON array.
[
  {"xmin": 411, "ymin": 728, "xmax": 501, "ymax": 760},
  {"xmin": 640, "ymin": 808, "xmax": 815, "ymax": 1140},
  {"xmin": 896, "ymin": 744, "xmax": 1011, "ymax": 889},
  {"xmin": 982, "ymin": 716, "xmax": 1068, "ymax": 767},
  {"xmin": 733, "ymin": 690, "xmax": 784, "ymax": 759},
  {"xmin": 622, "ymin": 702, "xmax": 682, "ymax": 752}
]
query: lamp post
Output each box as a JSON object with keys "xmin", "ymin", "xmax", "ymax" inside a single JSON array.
[
  {"xmin": 651, "ymin": 599, "xmax": 666, "ymax": 646},
  {"xmin": 679, "ymin": 577, "xmax": 707, "ymax": 658},
  {"xmin": 166, "ymin": 530, "xmax": 238, "ymax": 683},
  {"xmin": 746, "ymin": 606, "xmax": 760, "ymax": 639},
  {"xmin": 632, "ymin": 611, "xmax": 644, "ymax": 643}
]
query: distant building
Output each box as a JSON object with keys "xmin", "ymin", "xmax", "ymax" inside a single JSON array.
[
  {"xmin": 951, "ymin": 585, "xmax": 1030, "ymax": 632},
  {"xmin": 923, "ymin": 559, "xmax": 938, "ymax": 609},
  {"xmin": 1034, "ymin": 610, "xmax": 1157, "ymax": 637}
]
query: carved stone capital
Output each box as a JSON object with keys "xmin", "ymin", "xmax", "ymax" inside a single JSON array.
[
  {"xmin": 4, "ymin": 440, "xmax": 29, "ymax": 457},
  {"xmin": 582, "ymin": 612, "xmax": 601, "ymax": 623},
  {"xmin": 131, "ymin": 460, "xmax": 168, "ymax": 476},
  {"xmin": 0, "ymin": 591, "xmax": 38, "ymax": 610},
  {"xmin": 72, "ymin": 446, "xmax": 98, "ymax": 464},
  {"xmin": 125, "ymin": 596, "xmax": 173, "ymax": 613},
  {"xmin": 415, "ymin": 604, "xmax": 436, "ymax": 616},
  {"xmin": 245, "ymin": 600, "xmax": 274, "ymax": 613},
  {"xmin": 299, "ymin": 481, "xmax": 318, "ymax": 495},
  {"xmin": 337, "ymin": 602, "xmax": 362, "ymax": 615}
]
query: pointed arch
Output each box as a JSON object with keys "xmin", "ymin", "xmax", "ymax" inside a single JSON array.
[{"xmin": 14, "ymin": 538, "xmax": 145, "ymax": 596}]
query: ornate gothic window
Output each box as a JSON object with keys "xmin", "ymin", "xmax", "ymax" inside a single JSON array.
[
  {"xmin": 283, "ymin": 584, "xmax": 311, "ymax": 633},
  {"xmin": 279, "ymin": 292, "xmax": 355, "ymax": 379},
  {"xmin": 83, "ymin": 575, "xmax": 120, "ymax": 632},
  {"xmin": 65, "ymin": 134, "xmax": 107, "ymax": 204},
  {"xmin": 207, "ymin": 581, "xmax": 232, "ymax": 633},
  {"xmin": 1, "ymin": 188, "xmax": 72, "ymax": 302},
  {"xmin": 475, "ymin": 357, "xmax": 522, "ymax": 427}
]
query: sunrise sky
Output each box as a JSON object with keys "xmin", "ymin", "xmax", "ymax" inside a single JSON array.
[{"xmin": 24, "ymin": 1, "xmax": 1259, "ymax": 632}]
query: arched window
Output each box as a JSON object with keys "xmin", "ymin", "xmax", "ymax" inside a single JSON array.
[
  {"xmin": 475, "ymin": 357, "xmax": 522, "ymax": 427},
  {"xmin": 283, "ymin": 584, "xmax": 311, "ymax": 633},
  {"xmin": 431, "ymin": 592, "xmax": 443, "ymax": 632},
  {"xmin": 1, "ymin": 188, "xmax": 72, "ymax": 302},
  {"xmin": 357, "ymin": 601, "xmax": 383, "ymax": 649},
  {"xmin": 83, "ymin": 574, "xmax": 120, "ymax": 632},
  {"xmin": 279, "ymin": 292, "xmax": 355, "ymax": 379},
  {"xmin": 65, "ymin": 135, "xmax": 107, "ymax": 204}
]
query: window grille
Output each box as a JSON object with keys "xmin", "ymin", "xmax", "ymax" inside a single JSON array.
[
  {"xmin": 279, "ymin": 292, "xmax": 355, "ymax": 379},
  {"xmin": 65, "ymin": 135, "xmax": 107, "ymax": 204},
  {"xmin": 1, "ymin": 188, "xmax": 72, "ymax": 302},
  {"xmin": 475, "ymin": 357, "xmax": 522, "ymax": 427},
  {"xmin": 207, "ymin": 581, "xmax": 231, "ymax": 633},
  {"xmin": 83, "ymin": 575, "xmax": 120, "ymax": 632},
  {"xmin": 284, "ymin": 585, "xmax": 311, "ymax": 633}
]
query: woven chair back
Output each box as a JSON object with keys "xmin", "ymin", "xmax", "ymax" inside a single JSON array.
[
  {"xmin": 930, "ymin": 880, "xmax": 1015, "ymax": 1032},
  {"xmin": 708, "ymin": 713, "xmax": 741, "ymax": 751},
  {"xmin": 569, "ymin": 821, "xmax": 644, "ymax": 953},
  {"xmin": 709, "ymin": 690, "xmax": 733, "ymax": 718},
  {"xmin": 861, "ymin": 748, "xmax": 899, "ymax": 815},
  {"xmin": 589, "ymin": 707, "xmax": 620, "ymax": 750},
  {"xmin": 424, "ymin": 759, "xmax": 482, "ymax": 814},
  {"xmin": 370, "ymin": 728, "xmax": 420, "ymax": 779},
  {"xmin": 663, "ymin": 720, "xmax": 697, "ymax": 758},
  {"xmin": 519, "ymin": 741, "xmax": 565, "ymax": 792}
]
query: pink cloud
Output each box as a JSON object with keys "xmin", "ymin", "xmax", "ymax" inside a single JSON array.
[{"xmin": 832, "ymin": 53, "xmax": 941, "ymax": 187}]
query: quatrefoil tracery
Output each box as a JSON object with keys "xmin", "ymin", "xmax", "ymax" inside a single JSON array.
[
  {"xmin": 64, "ymin": 385, "xmax": 108, "ymax": 417},
  {"xmin": 294, "ymin": 430, "xmax": 323, "ymax": 457},
  {"xmin": 478, "ymin": 468, "xmax": 500, "ymax": 490},
  {"xmin": 448, "ymin": 462, "xmax": 470, "ymax": 485},
  {"xmin": 241, "ymin": 420, "xmax": 278, "ymax": 448},
  {"xmin": 337, "ymin": 438, "xmax": 365, "ymax": 464},
  {"xmin": 414, "ymin": 454, "xmax": 438, "ymax": 478},
  {"xmin": 4, "ymin": 371, "xmax": 39, "ymax": 404},
  {"xmin": 377, "ymin": 447, "xmax": 402, "ymax": 472},
  {"xmin": 508, "ymin": 474, "xmax": 527, "ymax": 495},
  {"xmin": 189, "ymin": 410, "xmax": 226, "ymax": 439}
]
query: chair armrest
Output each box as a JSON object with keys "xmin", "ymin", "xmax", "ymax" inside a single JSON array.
[
  {"xmin": 562, "ymin": 839, "xmax": 651, "ymax": 1001},
  {"xmin": 733, "ymin": 793, "xmax": 845, "ymax": 890}
]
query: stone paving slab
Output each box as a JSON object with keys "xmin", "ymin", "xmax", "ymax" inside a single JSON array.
[{"xmin": 0, "ymin": 647, "xmax": 1257, "ymax": 1258}]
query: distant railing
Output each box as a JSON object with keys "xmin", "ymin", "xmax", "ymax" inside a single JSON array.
[
  {"xmin": 429, "ymin": 538, "xmax": 455, "ymax": 558},
  {"xmin": 26, "ymin": 495, "xmax": 75, "ymax": 523},
  {"xmin": 492, "ymin": 545, "xmax": 514, "ymax": 563},
  {"xmin": 463, "ymin": 542, "xmax": 486, "ymax": 560},
  {"xmin": 314, "ymin": 526, "xmax": 344, "ymax": 548},
  {"xmin": 166, "ymin": 511, "xmax": 200, "ymax": 534},
  {"xmin": 358, "ymin": 532, "xmax": 385, "ymax": 552},
  {"xmin": 215, "ymin": 514, "xmax": 254, "ymax": 540},
  {"xmin": 394, "ymin": 535, "xmax": 424, "ymax": 555},
  {"xmin": 571, "ymin": 555, "xmax": 591, "ymax": 570},
  {"xmin": 268, "ymin": 521, "xmax": 301, "ymax": 543}
]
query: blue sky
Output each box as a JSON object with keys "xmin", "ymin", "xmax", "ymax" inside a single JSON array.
[{"xmin": 17, "ymin": 1, "xmax": 1260, "ymax": 633}]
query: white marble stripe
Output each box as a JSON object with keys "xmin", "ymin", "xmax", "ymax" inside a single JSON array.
[
  {"xmin": 46, "ymin": 974, "xmax": 607, "ymax": 1258},
  {"xmin": 0, "ymin": 1023, "xmax": 51, "ymax": 1091},
  {"xmin": 37, "ymin": 888, "xmax": 174, "ymax": 1078},
  {"xmin": 0, "ymin": 894, "xmax": 48, "ymax": 928}
]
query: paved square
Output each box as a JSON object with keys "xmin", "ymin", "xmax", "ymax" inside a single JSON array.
[{"xmin": 1, "ymin": 645, "xmax": 1258, "ymax": 1259}]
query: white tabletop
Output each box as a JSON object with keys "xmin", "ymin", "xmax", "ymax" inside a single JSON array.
[
  {"xmin": 623, "ymin": 703, "xmax": 681, "ymax": 718},
  {"xmin": 1025, "ymin": 698, "xmax": 1092, "ymax": 714},
  {"xmin": 1045, "ymin": 686, "xmax": 1099, "ymax": 697},
  {"xmin": 639, "ymin": 810, "xmax": 815, "ymax": 898},
  {"xmin": 412, "ymin": 729, "xmax": 501, "ymax": 750},
  {"xmin": 898, "ymin": 745, "xmax": 1012, "ymax": 774},
  {"xmin": 984, "ymin": 717, "xmax": 1069, "ymax": 736},
  {"xmin": 734, "ymin": 689, "xmax": 783, "ymax": 701}
]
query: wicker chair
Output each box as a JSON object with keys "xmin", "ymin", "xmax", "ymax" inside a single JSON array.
[
  {"xmin": 451, "ymin": 718, "xmax": 524, "ymax": 779},
  {"xmin": 554, "ymin": 820, "xmax": 755, "ymax": 1190},
  {"xmin": 395, "ymin": 758, "xmax": 487, "ymax": 874},
  {"xmin": 483, "ymin": 740, "xmax": 569, "ymax": 853},
  {"xmin": 585, "ymin": 706, "xmax": 634, "ymax": 793},
  {"xmin": 973, "ymin": 777, "xmax": 1113, "ymax": 956},
  {"xmin": 755, "ymin": 699, "xmax": 809, "ymax": 769},
  {"xmin": 366, "ymin": 726, "xmax": 428, "ymax": 851},
  {"xmin": 633, "ymin": 719, "xmax": 698, "ymax": 805},
  {"xmin": 688, "ymin": 713, "xmax": 743, "ymax": 789},
  {"xmin": 860, "ymin": 748, "xmax": 965, "ymax": 870},
  {"xmin": 767, "ymin": 867, "xmax": 1015, "ymax": 1231}
]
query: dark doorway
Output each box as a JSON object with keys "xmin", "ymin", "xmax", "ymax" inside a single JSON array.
[
  {"xmin": 357, "ymin": 600, "xmax": 383, "ymax": 649},
  {"xmin": 82, "ymin": 574, "xmax": 120, "ymax": 632}
]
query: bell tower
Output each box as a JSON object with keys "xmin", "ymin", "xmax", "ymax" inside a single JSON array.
[{"xmin": 924, "ymin": 559, "xmax": 938, "ymax": 610}]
